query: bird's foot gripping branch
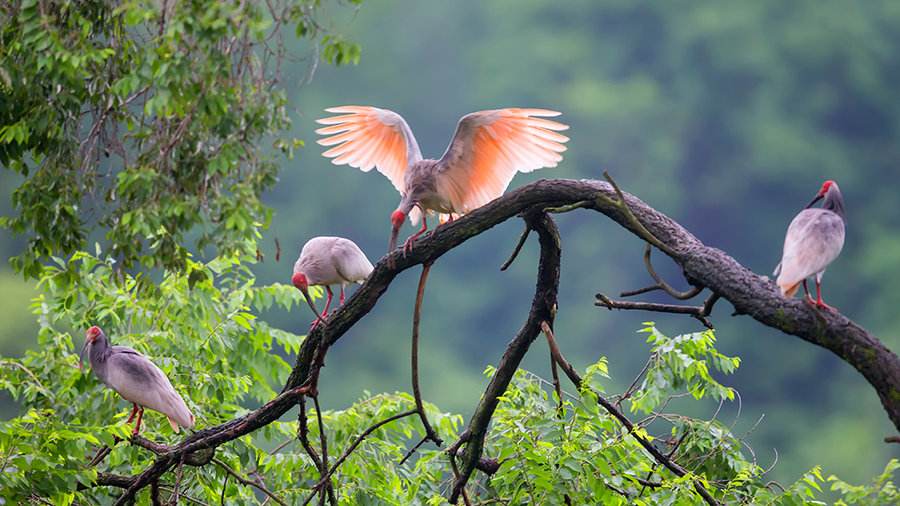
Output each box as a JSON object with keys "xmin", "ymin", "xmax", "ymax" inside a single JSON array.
[{"xmin": 6, "ymin": 178, "xmax": 900, "ymax": 504}]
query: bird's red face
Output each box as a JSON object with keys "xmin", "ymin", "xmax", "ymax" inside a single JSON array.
[
  {"xmin": 292, "ymin": 272, "xmax": 309, "ymax": 293},
  {"xmin": 86, "ymin": 325, "xmax": 103, "ymax": 344},
  {"xmin": 390, "ymin": 210, "xmax": 405, "ymax": 229},
  {"xmin": 80, "ymin": 325, "xmax": 103, "ymax": 370},
  {"xmin": 389, "ymin": 210, "xmax": 406, "ymax": 252},
  {"xmin": 818, "ymin": 180, "xmax": 836, "ymax": 197},
  {"xmin": 806, "ymin": 180, "xmax": 837, "ymax": 209}
]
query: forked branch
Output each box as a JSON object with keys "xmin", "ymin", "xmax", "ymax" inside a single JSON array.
[{"xmin": 97, "ymin": 177, "xmax": 900, "ymax": 504}]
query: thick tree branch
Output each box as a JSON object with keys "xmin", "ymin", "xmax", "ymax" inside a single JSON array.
[
  {"xmin": 285, "ymin": 178, "xmax": 900, "ymax": 430},
  {"xmin": 105, "ymin": 177, "xmax": 900, "ymax": 503},
  {"xmin": 449, "ymin": 211, "xmax": 560, "ymax": 503}
]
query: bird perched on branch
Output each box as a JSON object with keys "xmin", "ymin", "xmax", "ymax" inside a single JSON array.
[
  {"xmin": 775, "ymin": 180, "xmax": 846, "ymax": 310},
  {"xmin": 292, "ymin": 236, "xmax": 374, "ymax": 329},
  {"xmin": 80, "ymin": 326, "xmax": 194, "ymax": 435},
  {"xmin": 315, "ymin": 106, "xmax": 569, "ymax": 253}
]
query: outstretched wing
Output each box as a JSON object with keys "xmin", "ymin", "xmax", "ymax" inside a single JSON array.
[
  {"xmin": 316, "ymin": 106, "xmax": 423, "ymax": 194},
  {"xmin": 435, "ymin": 108, "xmax": 568, "ymax": 213}
]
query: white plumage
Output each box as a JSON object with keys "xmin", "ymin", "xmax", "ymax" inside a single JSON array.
[
  {"xmin": 292, "ymin": 237, "xmax": 374, "ymax": 326},
  {"xmin": 774, "ymin": 180, "xmax": 846, "ymax": 308},
  {"xmin": 775, "ymin": 208, "xmax": 845, "ymax": 296},
  {"xmin": 294, "ymin": 236, "xmax": 374, "ymax": 287}
]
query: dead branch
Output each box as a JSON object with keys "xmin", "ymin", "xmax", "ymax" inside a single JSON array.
[
  {"xmin": 595, "ymin": 292, "xmax": 719, "ymax": 329},
  {"xmin": 411, "ymin": 262, "xmax": 442, "ymax": 446}
]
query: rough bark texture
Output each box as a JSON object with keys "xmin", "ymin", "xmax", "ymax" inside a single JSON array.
[
  {"xmin": 287, "ymin": 178, "xmax": 900, "ymax": 430},
  {"xmin": 449, "ymin": 211, "xmax": 560, "ymax": 503},
  {"xmin": 97, "ymin": 178, "xmax": 900, "ymax": 503}
]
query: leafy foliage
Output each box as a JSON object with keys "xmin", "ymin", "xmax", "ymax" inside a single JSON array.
[
  {"xmin": 1, "ymin": 266, "xmax": 896, "ymax": 505},
  {"xmin": 0, "ymin": 0, "xmax": 362, "ymax": 277},
  {"xmin": 1, "ymin": 1, "xmax": 898, "ymax": 504}
]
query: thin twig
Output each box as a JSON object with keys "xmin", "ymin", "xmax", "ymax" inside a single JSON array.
[
  {"xmin": 303, "ymin": 410, "xmax": 417, "ymax": 505},
  {"xmin": 213, "ymin": 457, "xmax": 287, "ymax": 506},
  {"xmin": 411, "ymin": 262, "xmax": 442, "ymax": 446},
  {"xmin": 598, "ymin": 171, "xmax": 677, "ymax": 258},
  {"xmin": 634, "ymin": 244, "xmax": 703, "ymax": 300},
  {"xmin": 311, "ymin": 395, "xmax": 330, "ymax": 505},
  {"xmin": 595, "ymin": 294, "xmax": 716, "ymax": 329},
  {"xmin": 541, "ymin": 322, "xmax": 564, "ymax": 413},
  {"xmin": 500, "ymin": 224, "xmax": 530, "ymax": 271},
  {"xmin": 542, "ymin": 323, "xmax": 720, "ymax": 506}
]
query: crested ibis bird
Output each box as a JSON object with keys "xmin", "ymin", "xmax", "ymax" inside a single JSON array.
[
  {"xmin": 80, "ymin": 326, "xmax": 194, "ymax": 435},
  {"xmin": 315, "ymin": 106, "xmax": 569, "ymax": 253},
  {"xmin": 775, "ymin": 180, "xmax": 846, "ymax": 310},
  {"xmin": 292, "ymin": 236, "xmax": 374, "ymax": 329}
]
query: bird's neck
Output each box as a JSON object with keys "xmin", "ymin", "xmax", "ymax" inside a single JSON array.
[
  {"xmin": 89, "ymin": 339, "xmax": 111, "ymax": 380},
  {"xmin": 823, "ymin": 190, "xmax": 846, "ymax": 222}
]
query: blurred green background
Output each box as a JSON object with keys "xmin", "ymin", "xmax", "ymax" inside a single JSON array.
[{"xmin": 2, "ymin": 0, "xmax": 899, "ymax": 487}]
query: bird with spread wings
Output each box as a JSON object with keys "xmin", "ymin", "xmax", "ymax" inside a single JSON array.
[{"xmin": 315, "ymin": 106, "xmax": 570, "ymax": 253}]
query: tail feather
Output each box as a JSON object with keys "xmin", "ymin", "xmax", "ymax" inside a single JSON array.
[{"xmin": 780, "ymin": 281, "xmax": 800, "ymax": 297}]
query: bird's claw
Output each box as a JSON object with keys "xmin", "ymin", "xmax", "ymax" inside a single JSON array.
[
  {"xmin": 308, "ymin": 316, "xmax": 327, "ymax": 333},
  {"xmin": 403, "ymin": 236, "xmax": 416, "ymax": 256},
  {"xmin": 805, "ymin": 297, "xmax": 837, "ymax": 312}
]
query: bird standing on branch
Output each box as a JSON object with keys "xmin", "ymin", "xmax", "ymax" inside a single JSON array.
[
  {"xmin": 315, "ymin": 106, "xmax": 570, "ymax": 253},
  {"xmin": 80, "ymin": 326, "xmax": 194, "ymax": 435},
  {"xmin": 292, "ymin": 236, "xmax": 375, "ymax": 330},
  {"xmin": 775, "ymin": 180, "xmax": 846, "ymax": 310}
]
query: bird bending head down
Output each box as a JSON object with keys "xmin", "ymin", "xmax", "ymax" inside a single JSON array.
[
  {"xmin": 389, "ymin": 209, "xmax": 408, "ymax": 252},
  {"xmin": 79, "ymin": 325, "xmax": 103, "ymax": 369},
  {"xmin": 292, "ymin": 271, "xmax": 325, "ymax": 326}
]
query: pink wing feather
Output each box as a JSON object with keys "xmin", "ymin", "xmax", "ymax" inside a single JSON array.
[
  {"xmin": 316, "ymin": 106, "xmax": 422, "ymax": 194},
  {"xmin": 435, "ymin": 108, "xmax": 569, "ymax": 214}
]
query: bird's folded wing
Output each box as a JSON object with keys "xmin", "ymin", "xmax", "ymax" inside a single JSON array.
[
  {"xmin": 776, "ymin": 210, "xmax": 845, "ymax": 290},
  {"xmin": 107, "ymin": 353, "xmax": 194, "ymax": 430},
  {"xmin": 316, "ymin": 106, "xmax": 423, "ymax": 194},
  {"xmin": 332, "ymin": 239, "xmax": 375, "ymax": 283},
  {"xmin": 435, "ymin": 108, "xmax": 569, "ymax": 214}
]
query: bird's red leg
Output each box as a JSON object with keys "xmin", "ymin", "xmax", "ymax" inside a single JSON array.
[
  {"xmin": 815, "ymin": 279, "xmax": 836, "ymax": 311},
  {"xmin": 403, "ymin": 216, "xmax": 429, "ymax": 255},
  {"xmin": 132, "ymin": 407, "xmax": 144, "ymax": 435},
  {"xmin": 802, "ymin": 280, "xmax": 815, "ymax": 305},
  {"xmin": 324, "ymin": 287, "xmax": 334, "ymax": 314},
  {"xmin": 339, "ymin": 285, "xmax": 345, "ymax": 305},
  {"xmin": 309, "ymin": 288, "xmax": 334, "ymax": 332},
  {"xmin": 125, "ymin": 403, "xmax": 138, "ymax": 424}
]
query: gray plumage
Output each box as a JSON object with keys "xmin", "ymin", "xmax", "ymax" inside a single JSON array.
[
  {"xmin": 83, "ymin": 327, "xmax": 194, "ymax": 432},
  {"xmin": 775, "ymin": 181, "xmax": 846, "ymax": 298}
]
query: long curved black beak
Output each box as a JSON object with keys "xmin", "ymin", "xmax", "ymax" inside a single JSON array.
[
  {"xmin": 79, "ymin": 339, "xmax": 91, "ymax": 371},
  {"xmin": 388, "ymin": 224, "xmax": 401, "ymax": 253},
  {"xmin": 301, "ymin": 289, "xmax": 326, "ymax": 326},
  {"xmin": 804, "ymin": 194, "xmax": 824, "ymax": 209}
]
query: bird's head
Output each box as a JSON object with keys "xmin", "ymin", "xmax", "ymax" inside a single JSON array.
[
  {"xmin": 806, "ymin": 180, "xmax": 838, "ymax": 208},
  {"xmin": 292, "ymin": 272, "xmax": 309, "ymax": 294},
  {"xmin": 292, "ymin": 271, "xmax": 323, "ymax": 321},
  {"xmin": 80, "ymin": 325, "xmax": 104, "ymax": 370},
  {"xmin": 388, "ymin": 209, "xmax": 406, "ymax": 252}
]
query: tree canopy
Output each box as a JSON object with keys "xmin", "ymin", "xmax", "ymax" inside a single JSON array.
[{"xmin": 1, "ymin": 1, "xmax": 899, "ymax": 505}]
